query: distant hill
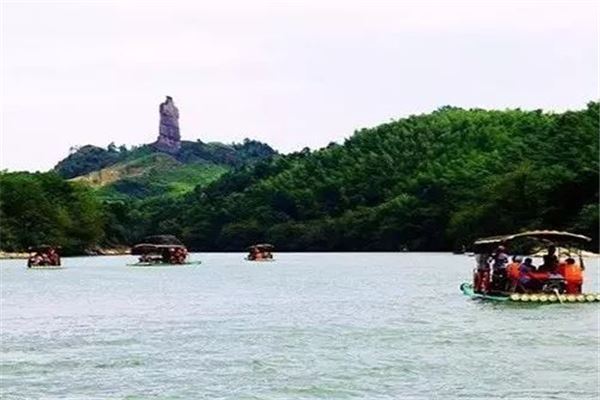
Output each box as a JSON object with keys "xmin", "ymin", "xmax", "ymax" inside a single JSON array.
[{"xmin": 54, "ymin": 139, "xmax": 276, "ymax": 199}]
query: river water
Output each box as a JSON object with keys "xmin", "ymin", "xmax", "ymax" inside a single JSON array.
[{"xmin": 1, "ymin": 253, "xmax": 598, "ymax": 399}]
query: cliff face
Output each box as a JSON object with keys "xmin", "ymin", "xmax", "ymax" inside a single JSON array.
[{"xmin": 154, "ymin": 96, "xmax": 181, "ymax": 153}]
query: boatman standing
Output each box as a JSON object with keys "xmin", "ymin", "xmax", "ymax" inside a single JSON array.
[{"xmin": 490, "ymin": 245, "xmax": 509, "ymax": 291}]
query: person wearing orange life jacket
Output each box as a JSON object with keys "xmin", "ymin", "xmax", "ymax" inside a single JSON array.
[
  {"xmin": 506, "ymin": 256, "xmax": 522, "ymax": 292},
  {"xmin": 559, "ymin": 257, "xmax": 584, "ymax": 294}
]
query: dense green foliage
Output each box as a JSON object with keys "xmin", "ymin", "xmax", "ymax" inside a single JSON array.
[
  {"xmin": 145, "ymin": 102, "xmax": 598, "ymax": 251},
  {"xmin": 177, "ymin": 139, "xmax": 278, "ymax": 167},
  {"xmin": 0, "ymin": 172, "xmax": 105, "ymax": 254},
  {"xmin": 2, "ymin": 103, "xmax": 598, "ymax": 254},
  {"xmin": 54, "ymin": 144, "xmax": 126, "ymax": 178}
]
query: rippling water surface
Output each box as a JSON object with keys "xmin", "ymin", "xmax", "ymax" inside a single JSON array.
[{"xmin": 1, "ymin": 253, "xmax": 598, "ymax": 399}]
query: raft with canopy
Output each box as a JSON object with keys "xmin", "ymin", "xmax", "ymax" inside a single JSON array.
[
  {"xmin": 128, "ymin": 235, "xmax": 199, "ymax": 266},
  {"xmin": 27, "ymin": 245, "xmax": 63, "ymax": 269},
  {"xmin": 461, "ymin": 230, "xmax": 599, "ymax": 303},
  {"xmin": 246, "ymin": 243, "xmax": 275, "ymax": 261}
]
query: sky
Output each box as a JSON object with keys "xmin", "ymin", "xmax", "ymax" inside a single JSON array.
[{"xmin": 1, "ymin": 0, "xmax": 598, "ymax": 172}]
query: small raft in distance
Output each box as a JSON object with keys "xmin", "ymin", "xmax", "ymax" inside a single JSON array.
[
  {"xmin": 26, "ymin": 245, "xmax": 63, "ymax": 269},
  {"xmin": 245, "ymin": 243, "xmax": 275, "ymax": 261},
  {"xmin": 128, "ymin": 235, "xmax": 197, "ymax": 267}
]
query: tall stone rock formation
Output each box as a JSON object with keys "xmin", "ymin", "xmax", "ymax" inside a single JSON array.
[{"xmin": 154, "ymin": 96, "xmax": 181, "ymax": 153}]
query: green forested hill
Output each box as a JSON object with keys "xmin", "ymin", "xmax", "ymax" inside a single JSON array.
[
  {"xmin": 0, "ymin": 172, "xmax": 105, "ymax": 254},
  {"xmin": 1, "ymin": 103, "xmax": 597, "ymax": 253},
  {"xmin": 54, "ymin": 139, "xmax": 275, "ymax": 200},
  {"xmin": 0, "ymin": 139, "xmax": 276, "ymax": 253},
  {"xmin": 148, "ymin": 102, "xmax": 598, "ymax": 251},
  {"xmin": 54, "ymin": 139, "xmax": 276, "ymax": 179}
]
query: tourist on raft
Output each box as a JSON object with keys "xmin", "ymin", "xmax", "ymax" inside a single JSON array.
[
  {"xmin": 482, "ymin": 244, "xmax": 584, "ymax": 294},
  {"xmin": 28, "ymin": 252, "xmax": 45, "ymax": 267},
  {"xmin": 558, "ymin": 257, "xmax": 584, "ymax": 294},
  {"xmin": 516, "ymin": 257, "xmax": 536, "ymax": 292},
  {"xmin": 474, "ymin": 252, "xmax": 491, "ymax": 292},
  {"xmin": 47, "ymin": 248, "xmax": 60, "ymax": 265},
  {"xmin": 177, "ymin": 247, "xmax": 188, "ymax": 263},
  {"xmin": 490, "ymin": 245, "xmax": 509, "ymax": 291},
  {"xmin": 28, "ymin": 247, "xmax": 61, "ymax": 267},
  {"xmin": 167, "ymin": 247, "xmax": 187, "ymax": 264},
  {"xmin": 249, "ymin": 247, "xmax": 262, "ymax": 261},
  {"xmin": 538, "ymin": 245, "xmax": 559, "ymax": 273},
  {"xmin": 510, "ymin": 249, "xmax": 583, "ymax": 295},
  {"xmin": 247, "ymin": 246, "xmax": 273, "ymax": 261},
  {"xmin": 506, "ymin": 256, "xmax": 522, "ymax": 292}
]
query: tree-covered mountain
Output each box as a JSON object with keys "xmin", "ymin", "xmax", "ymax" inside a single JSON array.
[
  {"xmin": 138, "ymin": 102, "xmax": 598, "ymax": 251},
  {"xmin": 55, "ymin": 139, "xmax": 276, "ymax": 179},
  {"xmin": 1, "ymin": 103, "xmax": 597, "ymax": 254},
  {"xmin": 0, "ymin": 138, "xmax": 277, "ymax": 253}
]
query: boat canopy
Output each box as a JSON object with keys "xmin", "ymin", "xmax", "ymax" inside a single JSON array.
[
  {"xmin": 473, "ymin": 230, "xmax": 591, "ymax": 252},
  {"xmin": 131, "ymin": 243, "xmax": 186, "ymax": 255},
  {"xmin": 247, "ymin": 243, "xmax": 274, "ymax": 251},
  {"xmin": 141, "ymin": 235, "xmax": 183, "ymax": 245},
  {"xmin": 28, "ymin": 245, "xmax": 59, "ymax": 252}
]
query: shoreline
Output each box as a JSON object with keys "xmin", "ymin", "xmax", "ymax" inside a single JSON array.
[
  {"xmin": 0, "ymin": 247, "xmax": 131, "ymax": 260},
  {"xmin": 1, "ymin": 250, "xmax": 598, "ymax": 260},
  {"xmin": 0, "ymin": 251, "xmax": 29, "ymax": 259}
]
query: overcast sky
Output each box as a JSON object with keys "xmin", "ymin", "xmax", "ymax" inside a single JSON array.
[{"xmin": 1, "ymin": 0, "xmax": 598, "ymax": 172}]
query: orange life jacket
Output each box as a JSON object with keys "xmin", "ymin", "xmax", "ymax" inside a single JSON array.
[
  {"xmin": 506, "ymin": 262, "xmax": 520, "ymax": 280},
  {"xmin": 563, "ymin": 263, "xmax": 583, "ymax": 283}
]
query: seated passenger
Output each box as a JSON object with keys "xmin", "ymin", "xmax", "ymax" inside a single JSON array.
[
  {"xmin": 28, "ymin": 253, "xmax": 42, "ymax": 267},
  {"xmin": 518, "ymin": 258, "xmax": 536, "ymax": 292},
  {"xmin": 41, "ymin": 252, "xmax": 52, "ymax": 265},
  {"xmin": 491, "ymin": 245, "xmax": 509, "ymax": 270},
  {"xmin": 49, "ymin": 248, "xmax": 60, "ymax": 266},
  {"xmin": 506, "ymin": 256, "xmax": 522, "ymax": 292},
  {"xmin": 561, "ymin": 257, "xmax": 583, "ymax": 294},
  {"xmin": 175, "ymin": 247, "xmax": 187, "ymax": 264}
]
